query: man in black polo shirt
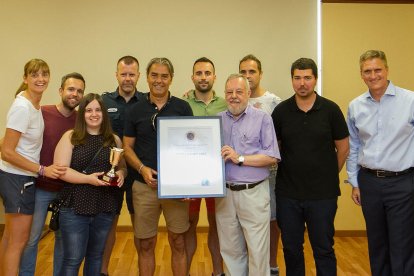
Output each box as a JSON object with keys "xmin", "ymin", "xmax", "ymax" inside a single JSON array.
[
  {"xmin": 123, "ymin": 57, "xmax": 193, "ymax": 276},
  {"xmin": 271, "ymin": 58, "xmax": 349, "ymax": 276},
  {"xmin": 101, "ymin": 55, "xmax": 145, "ymax": 276}
]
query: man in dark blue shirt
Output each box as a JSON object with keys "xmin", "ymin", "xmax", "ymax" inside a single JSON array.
[
  {"xmin": 124, "ymin": 57, "xmax": 193, "ymax": 276},
  {"xmin": 101, "ymin": 55, "xmax": 144, "ymax": 276}
]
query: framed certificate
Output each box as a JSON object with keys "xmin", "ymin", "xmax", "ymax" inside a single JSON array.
[{"xmin": 157, "ymin": 116, "xmax": 226, "ymax": 199}]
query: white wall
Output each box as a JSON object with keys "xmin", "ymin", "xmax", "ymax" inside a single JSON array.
[{"xmin": 0, "ymin": 0, "xmax": 318, "ymax": 224}]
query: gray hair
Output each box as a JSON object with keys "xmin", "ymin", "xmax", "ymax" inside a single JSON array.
[
  {"xmin": 225, "ymin": 73, "xmax": 250, "ymax": 91},
  {"xmin": 146, "ymin": 57, "xmax": 174, "ymax": 77}
]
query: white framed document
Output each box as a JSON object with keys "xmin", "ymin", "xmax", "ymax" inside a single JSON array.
[{"xmin": 157, "ymin": 116, "xmax": 226, "ymax": 199}]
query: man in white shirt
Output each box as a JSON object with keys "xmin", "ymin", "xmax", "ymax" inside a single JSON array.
[{"xmin": 239, "ymin": 54, "xmax": 281, "ymax": 276}]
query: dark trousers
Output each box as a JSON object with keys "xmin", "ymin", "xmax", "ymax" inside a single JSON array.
[
  {"xmin": 276, "ymin": 195, "xmax": 337, "ymax": 276},
  {"xmin": 358, "ymin": 169, "xmax": 414, "ymax": 276}
]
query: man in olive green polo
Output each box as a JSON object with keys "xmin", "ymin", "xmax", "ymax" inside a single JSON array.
[{"xmin": 183, "ymin": 57, "xmax": 226, "ymax": 276}]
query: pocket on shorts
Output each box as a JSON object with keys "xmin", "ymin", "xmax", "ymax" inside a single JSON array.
[{"xmin": 20, "ymin": 180, "xmax": 36, "ymax": 214}]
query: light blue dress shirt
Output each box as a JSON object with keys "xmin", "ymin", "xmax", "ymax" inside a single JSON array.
[{"xmin": 346, "ymin": 81, "xmax": 414, "ymax": 187}]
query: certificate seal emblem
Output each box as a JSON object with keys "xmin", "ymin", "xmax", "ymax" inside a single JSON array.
[
  {"xmin": 186, "ymin": 131, "xmax": 195, "ymax": 141},
  {"xmin": 201, "ymin": 179, "xmax": 210, "ymax": 186}
]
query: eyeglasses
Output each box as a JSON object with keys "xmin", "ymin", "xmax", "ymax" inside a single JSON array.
[{"xmin": 151, "ymin": 113, "xmax": 158, "ymax": 131}]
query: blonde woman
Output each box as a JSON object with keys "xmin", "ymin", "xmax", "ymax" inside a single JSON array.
[{"xmin": 0, "ymin": 59, "xmax": 66, "ymax": 275}]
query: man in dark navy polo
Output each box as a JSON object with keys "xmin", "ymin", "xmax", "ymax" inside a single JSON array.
[
  {"xmin": 101, "ymin": 55, "xmax": 144, "ymax": 276},
  {"xmin": 124, "ymin": 57, "xmax": 193, "ymax": 276}
]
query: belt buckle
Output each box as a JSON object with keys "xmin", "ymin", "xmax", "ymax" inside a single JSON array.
[{"xmin": 376, "ymin": 170, "xmax": 386, "ymax": 178}]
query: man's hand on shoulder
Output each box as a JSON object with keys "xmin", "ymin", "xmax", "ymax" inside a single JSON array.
[{"xmin": 182, "ymin": 89, "xmax": 192, "ymax": 99}]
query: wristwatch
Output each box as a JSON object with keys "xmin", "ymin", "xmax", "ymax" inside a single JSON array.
[{"xmin": 238, "ymin": 155, "xmax": 245, "ymax": 166}]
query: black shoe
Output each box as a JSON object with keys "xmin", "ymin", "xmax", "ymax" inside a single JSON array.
[{"xmin": 270, "ymin": 267, "xmax": 279, "ymax": 275}]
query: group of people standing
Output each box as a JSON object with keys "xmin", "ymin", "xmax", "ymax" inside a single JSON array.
[{"xmin": 0, "ymin": 49, "xmax": 413, "ymax": 276}]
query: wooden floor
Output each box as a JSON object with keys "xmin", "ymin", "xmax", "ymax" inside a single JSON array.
[{"xmin": 33, "ymin": 230, "xmax": 371, "ymax": 276}]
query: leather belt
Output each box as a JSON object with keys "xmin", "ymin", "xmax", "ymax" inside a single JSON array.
[
  {"xmin": 361, "ymin": 167, "xmax": 414, "ymax": 178},
  {"xmin": 226, "ymin": 180, "xmax": 264, "ymax": 191}
]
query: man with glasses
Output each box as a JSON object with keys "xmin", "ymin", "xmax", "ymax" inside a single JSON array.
[
  {"xmin": 123, "ymin": 57, "xmax": 193, "ymax": 276},
  {"xmin": 216, "ymin": 73, "xmax": 279, "ymax": 276}
]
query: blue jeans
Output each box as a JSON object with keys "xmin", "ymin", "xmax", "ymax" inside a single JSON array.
[
  {"xmin": 19, "ymin": 188, "xmax": 63, "ymax": 276},
  {"xmin": 59, "ymin": 208, "xmax": 115, "ymax": 276},
  {"xmin": 276, "ymin": 195, "xmax": 337, "ymax": 276}
]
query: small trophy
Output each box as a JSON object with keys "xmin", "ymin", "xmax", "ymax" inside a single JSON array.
[{"xmin": 100, "ymin": 147, "xmax": 124, "ymax": 186}]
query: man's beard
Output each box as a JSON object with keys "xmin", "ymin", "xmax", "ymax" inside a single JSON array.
[
  {"xmin": 62, "ymin": 99, "xmax": 78, "ymax": 110},
  {"xmin": 195, "ymin": 83, "xmax": 213, "ymax": 93},
  {"xmin": 228, "ymin": 104, "xmax": 247, "ymax": 116}
]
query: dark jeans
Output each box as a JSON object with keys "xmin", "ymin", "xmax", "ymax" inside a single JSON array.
[
  {"xmin": 359, "ymin": 169, "xmax": 414, "ymax": 276},
  {"xmin": 59, "ymin": 208, "xmax": 115, "ymax": 276},
  {"xmin": 276, "ymin": 195, "xmax": 337, "ymax": 276}
]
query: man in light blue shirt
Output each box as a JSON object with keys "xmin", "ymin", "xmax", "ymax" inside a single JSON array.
[{"xmin": 347, "ymin": 50, "xmax": 414, "ymax": 276}]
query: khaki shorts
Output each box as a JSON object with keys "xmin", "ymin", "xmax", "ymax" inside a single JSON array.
[{"xmin": 132, "ymin": 180, "xmax": 190, "ymax": 239}]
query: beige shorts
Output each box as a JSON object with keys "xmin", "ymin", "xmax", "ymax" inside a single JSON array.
[{"xmin": 132, "ymin": 180, "xmax": 190, "ymax": 239}]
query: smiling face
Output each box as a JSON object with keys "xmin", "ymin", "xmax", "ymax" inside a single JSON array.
[
  {"xmin": 84, "ymin": 99, "xmax": 103, "ymax": 132},
  {"xmin": 59, "ymin": 78, "xmax": 84, "ymax": 110},
  {"xmin": 192, "ymin": 62, "xmax": 216, "ymax": 93},
  {"xmin": 147, "ymin": 63, "xmax": 172, "ymax": 98},
  {"xmin": 360, "ymin": 58, "xmax": 389, "ymax": 95},
  {"xmin": 24, "ymin": 70, "xmax": 50, "ymax": 95},
  {"xmin": 225, "ymin": 76, "xmax": 251, "ymax": 116}
]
